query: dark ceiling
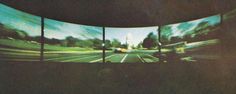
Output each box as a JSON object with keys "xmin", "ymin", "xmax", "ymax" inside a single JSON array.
[{"xmin": 0, "ymin": 0, "xmax": 236, "ymax": 27}]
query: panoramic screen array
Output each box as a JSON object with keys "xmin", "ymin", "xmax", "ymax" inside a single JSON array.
[{"xmin": 1, "ymin": 3, "xmax": 236, "ymax": 63}]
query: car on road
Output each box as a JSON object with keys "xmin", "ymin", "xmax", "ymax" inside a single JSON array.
[{"xmin": 114, "ymin": 48, "xmax": 127, "ymax": 53}]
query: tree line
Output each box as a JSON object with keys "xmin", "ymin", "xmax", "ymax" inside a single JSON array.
[
  {"xmin": 0, "ymin": 23, "xmax": 41, "ymax": 43},
  {"xmin": 0, "ymin": 23, "xmax": 103, "ymax": 49},
  {"xmin": 44, "ymin": 36, "xmax": 103, "ymax": 50},
  {"xmin": 105, "ymin": 32, "xmax": 159, "ymax": 50},
  {"xmin": 161, "ymin": 21, "xmax": 221, "ymax": 45}
]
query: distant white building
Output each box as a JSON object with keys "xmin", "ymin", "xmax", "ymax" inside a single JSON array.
[{"xmin": 126, "ymin": 33, "xmax": 133, "ymax": 49}]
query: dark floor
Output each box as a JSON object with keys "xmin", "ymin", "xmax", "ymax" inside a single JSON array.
[{"xmin": 0, "ymin": 60, "xmax": 236, "ymax": 94}]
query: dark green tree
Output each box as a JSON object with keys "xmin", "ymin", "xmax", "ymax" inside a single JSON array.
[
  {"xmin": 170, "ymin": 37, "xmax": 182, "ymax": 43},
  {"xmin": 105, "ymin": 40, "xmax": 112, "ymax": 49},
  {"xmin": 137, "ymin": 42, "xmax": 143, "ymax": 49},
  {"xmin": 65, "ymin": 36, "xmax": 77, "ymax": 47},
  {"xmin": 75, "ymin": 39, "xmax": 93, "ymax": 48},
  {"xmin": 142, "ymin": 32, "xmax": 158, "ymax": 49},
  {"xmin": 92, "ymin": 38, "xmax": 103, "ymax": 49},
  {"xmin": 111, "ymin": 39, "xmax": 121, "ymax": 48}
]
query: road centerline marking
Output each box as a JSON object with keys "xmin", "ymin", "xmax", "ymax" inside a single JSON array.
[
  {"xmin": 90, "ymin": 54, "xmax": 116, "ymax": 63},
  {"xmin": 137, "ymin": 54, "xmax": 145, "ymax": 63},
  {"xmin": 146, "ymin": 54, "xmax": 159, "ymax": 62},
  {"xmin": 120, "ymin": 54, "xmax": 128, "ymax": 63}
]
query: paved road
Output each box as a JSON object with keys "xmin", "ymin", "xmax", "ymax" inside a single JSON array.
[{"xmin": 105, "ymin": 50, "xmax": 160, "ymax": 63}]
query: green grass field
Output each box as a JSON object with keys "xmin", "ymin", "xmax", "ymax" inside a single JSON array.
[
  {"xmin": 43, "ymin": 42, "xmax": 103, "ymax": 63},
  {"xmin": 0, "ymin": 39, "xmax": 103, "ymax": 63},
  {"xmin": 0, "ymin": 39, "xmax": 41, "ymax": 51},
  {"xmin": 0, "ymin": 39, "xmax": 40, "ymax": 62},
  {"xmin": 44, "ymin": 44, "xmax": 93, "ymax": 51}
]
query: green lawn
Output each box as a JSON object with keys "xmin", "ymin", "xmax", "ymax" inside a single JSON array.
[
  {"xmin": 0, "ymin": 39, "xmax": 41, "ymax": 51},
  {"xmin": 0, "ymin": 38, "xmax": 99, "ymax": 51},
  {"xmin": 44, "ymin": 44, "xmax": 93, "ymax": 51}
]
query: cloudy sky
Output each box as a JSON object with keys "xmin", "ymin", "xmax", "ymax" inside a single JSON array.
[
  {"xmin": 161, "ymin": 15, "xmax": 221, "ymax": 40},
  {"xmin": 0, "ymin": 4, "xmax": 41, "ymax": 36},
  {"xmin": 44, "ymin": 19, "xmax": 102, "ymax": 40},
  {"xmin": 0, "ymin": 3, "xmax": 220, "ymax": 43},
  {"xmin": 0, "ymin": 3, "xmax": 102, "ymax": 40},
  {"xmin": 105, "ymin": 26, "xmax": 159, "ymax": 46}
]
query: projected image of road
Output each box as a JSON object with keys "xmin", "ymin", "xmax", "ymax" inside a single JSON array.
[
  {"xmin": 160, "ymin": 15, "xmax": 222, "ymax": 63},
  {"xmin": 44, "ymin": 19, "xmax": 103, "ymax": 63},
  {"xmin": 0, "ymin": 4, "xmax": 41, "ymax": 62},
  {"xmin": 105, "ymin": 27, "xmax": 160, "ymax": 63}
]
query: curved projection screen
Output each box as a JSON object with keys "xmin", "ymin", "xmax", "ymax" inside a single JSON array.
[
  {"xmin": 160, "ymin": 15, "xmax": 222, "ymax": 62},
  {"xmin": 105, "ymin": 27, "xmax": 160, "ymax": 63},
  {"xmin": 0, "ymin": 4, "xmax": 41, "ymax": 62},
  {"xmin": 43, "ymin": 18, "xmax": 103, "ymax": 63},
  {"xmin": 1, "ymin": 3, "xmax": 233, "ymax": 63}
]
